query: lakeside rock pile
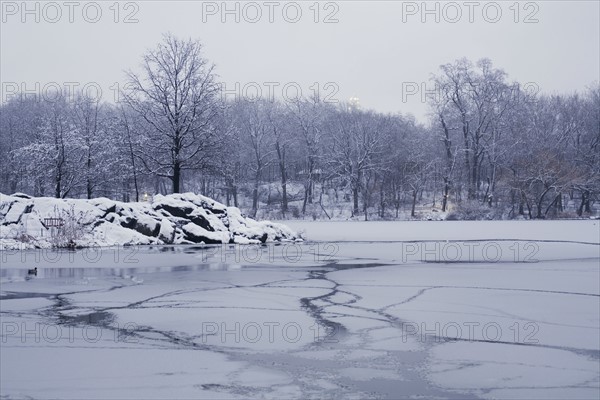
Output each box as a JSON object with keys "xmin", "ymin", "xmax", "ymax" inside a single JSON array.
[{"xmin": 0, "ymin": 192, "xmax": 301, "ymax": 249}]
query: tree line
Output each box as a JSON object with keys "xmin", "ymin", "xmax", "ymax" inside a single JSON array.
[{"xmin": 1, "ymin": 35, "xmax": 598, "ymax": 220}]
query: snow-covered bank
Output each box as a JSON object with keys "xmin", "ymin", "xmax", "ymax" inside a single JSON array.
[{"xmin": 0, "ymin": 193, "xmax": 301, "ymax": 249}]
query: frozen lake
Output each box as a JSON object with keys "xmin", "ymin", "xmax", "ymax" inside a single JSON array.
[{"xmin": 1, "ymin": 220, "xmax": 599, "ymax": 399}]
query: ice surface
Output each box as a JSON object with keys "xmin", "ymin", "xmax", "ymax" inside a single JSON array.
[
  {"xmin": 1, "ymin": 220, "xmax": 598, "ymax": 399},
  {"xmin": 283, "ymin": 219, "xmax": 600, "ymax": 244}
]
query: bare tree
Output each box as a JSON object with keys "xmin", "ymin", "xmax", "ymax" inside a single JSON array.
[
  {"xmin": 72, "ymin": 92, "xmax": 110, "ymax": 199},
  {"xmin": 432, "ymin": 58, "xmax": 516, "ymax": 202},
  {"xmin": 265, "ymin": 101, "xmax": 293, "ymax": 216},
  {"xmin": 12, "ymin": 93, "xmax": 81, "ymax": 198},
  {"xmin": 123, "ymin": 34, "xmax": 222, "ymax": 193},
  {"xmin": 115, "ymin": 104, "xmax": 145, "ymax": 201},
  {"xmin": 1, "ymin": 53, "xmax": 596, "ymax": 220},
  {"xmin": 289, "ymin": 97, "xmax": 326, "ymax": 214},
  {"xmin": 0, "ymin": 96, "xmax": 45, "ymax": 194},
  {"xmin": 567, "ymin": 87, "xmax": 600, "ymax": 215},
  {"xmin": 232, "ymin": 100, "xmax": 275, "ymax": 217},
  {"xmin": 325, "ymin": 106, "xmax": 389, "ymax": 219}
]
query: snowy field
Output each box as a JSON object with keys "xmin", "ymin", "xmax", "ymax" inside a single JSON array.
[{"xmin": 1, "ymin": 220, "xmax": 599, "ymax": 399}]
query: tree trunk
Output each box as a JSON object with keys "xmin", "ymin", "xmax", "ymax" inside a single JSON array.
[
  {"xmin": 462, "ymin": 126, "xmax": 473, "ymax": 200},
  {"xmin": 123, "ymin": 111, "xmax": 139, "ymax": 202},
  {"xmin": 54, "ymin": 140, "xmax": 65, "ymax": 198},
  {"xmin": 86, "ymin": 153, "xmax": 93, "ymax": 199},
  {"xmin": 536, "ymin": 187, "xmax": 551, "ymax": 219},
  {"xmin": 584, "ymin": 195, "xmax": 592, "ymax": 213},
  {"xmin": 580, "ymin": 190, "xmax": 592, "ymax": 214},
  {"xmin": 309, "ymin": 155, "xmax": 316, "ymax": 205},
  {"xmin": 411, "ymin": 189, "xmax": 417, "ymax": 218},
  {"xmin": 130, "ymin": 148, "xmax": 139, "ymax": 202},
  {"xmin": 352, "ymin": 186, "xmax": 359, "ymax": 216},
  {"xmin": 172, "ymin": 162, "xmax": 181, "ymax": 193},
  {"xmin": 302, "ymin": 189, "xmax": 308, "ymax": 215},
  {"xmin": 441, "ymin": 178, "xmax": 450, "ymax": 212},
  {"xmin": 281, "ymin": 179, "xmax": 288, "ymax": 215},
  {"xmin": 55, "ymin": 171, "xmax": 62, "ymax": 199},
  {"xmin": 440, "ymin": 116, "xmax": 453, "ymax": 212},
  {"xmin": 379, "ymin": 185, "xmax": 385, "ymax": 218},
  {"xmin": 518, "ymin": 191, "xmax": 525, "ymax": 215},
  {"xmin": 132, "ymin": 170, "xmax": 139, "ymax": 202},
  {"xmin": 577, "ymin": 191, "xmax": 588, "ymax": 216},
  {"xmin": 525, "ymin": 196, "xmax": 532, "ymax": 219},
  {"xmin": 363, "ymin": 189, "xmax": 368, "ymax": 221},
  {"xmin": 544, "ymin": 194, "xmax": 561, "ymax": 217},
  {"xmin": 276, "ymin": 142, "xmax": 288, "ymax": 216},
  {"xmin": 472, "ymin": 135, "xmax": 480, "ymax": 200},
  {"xmin": 252, "ymin": 169, "xmax": 260, "ymax": 217}
]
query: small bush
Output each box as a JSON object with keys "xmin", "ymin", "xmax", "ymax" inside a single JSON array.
[
  {"xmin": 49, "ymin": 205, "xmax": 91, "ymax": 248},
  {"xmin": 290, "ymin": 205, "xmax": 300, "ymax": 218},
  {"xmin": 446, "ymin": 201, "xmax": 503, "ymax": 221}
]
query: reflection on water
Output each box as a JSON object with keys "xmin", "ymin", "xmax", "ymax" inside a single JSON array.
[
  {"xmin": 0, "ymin": 264, "xmax": 238, "ymax": 280},
  {"xmin": 0, "ymin": 242, "xmax": 379, "ymax": 281}
]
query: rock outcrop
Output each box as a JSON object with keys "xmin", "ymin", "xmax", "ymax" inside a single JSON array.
[{"xmin": 0, "ymin": 192, "xmax": 301, "ymax": 249}]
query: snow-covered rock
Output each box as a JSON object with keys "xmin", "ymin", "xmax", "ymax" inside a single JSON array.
[{"xmin": 0, "ymin": 193, "xmax": 301, "ymax": 249}]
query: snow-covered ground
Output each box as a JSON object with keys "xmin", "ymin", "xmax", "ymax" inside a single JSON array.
[{"xmin": 1, "ymin": 220, "xmax": 598, "ymax": 399}]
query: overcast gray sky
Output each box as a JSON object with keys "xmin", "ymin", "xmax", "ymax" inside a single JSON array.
[{"xmin": 1, "ymin": 0, "xmax": 599, "ymax": 122}]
